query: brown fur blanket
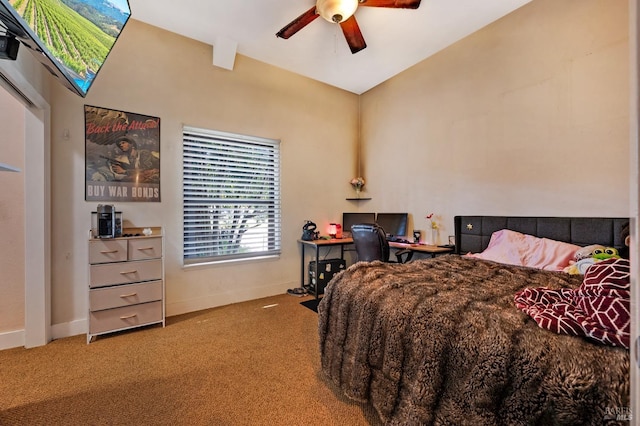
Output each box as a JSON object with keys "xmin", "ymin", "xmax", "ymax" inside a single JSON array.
[{"xmin": 318, "ymin": 255, "xmax": 629, "ymax": 425}]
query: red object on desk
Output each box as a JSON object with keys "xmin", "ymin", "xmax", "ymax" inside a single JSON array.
[
  {"xmin": 328, "ymin": 223, "xmax": 337, "ymax": 238},
  {"xmin": 328, "ymin": 223, "xmax": 343, "ymax": 239}
]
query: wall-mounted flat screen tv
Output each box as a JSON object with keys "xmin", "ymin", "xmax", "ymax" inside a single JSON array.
[{"xmin": 0, "ymin": 0, "xmax": 131, "ymax": 97}]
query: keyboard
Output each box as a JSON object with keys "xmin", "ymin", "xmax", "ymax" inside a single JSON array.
[{"xmin": 387, "ymin": 237, "xmax": 411, "ymax": 244}]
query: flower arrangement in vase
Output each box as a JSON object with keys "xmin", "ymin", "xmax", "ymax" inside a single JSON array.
[
  {"xmin": 350, "ymin": 177, "xmax": 365, "ymax": 198},
  {"xmin": 425, "ymin": 213, "xmax": 439, "ymax": 245}
]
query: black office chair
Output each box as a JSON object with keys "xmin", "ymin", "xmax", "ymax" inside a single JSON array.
[{"xmin": 350, "ymin": 223, "xmax": 413, "ymax": 263}]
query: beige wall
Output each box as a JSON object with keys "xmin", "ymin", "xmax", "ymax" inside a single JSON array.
[
  {"xmin": 361, "ymin": 0, "xmax": 629, "ymax": 243},
  {"xmin": 0, "ymin": 0, "xmax": 631, "ymax": 339},
  {"xmin": 0, "ymin": 87, "xmax": 26, "ymax": 331},
  {"xmin": 49, "ymin": 20, "xmax": 360, "ymax": 325}
]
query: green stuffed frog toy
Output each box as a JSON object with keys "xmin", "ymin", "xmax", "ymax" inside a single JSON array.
[{"xmin": 565, "ymin": 245, "xmax": 620, "ymax": 275}]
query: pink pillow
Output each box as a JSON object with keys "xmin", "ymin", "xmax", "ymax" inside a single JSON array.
[{"xmin": 466, "ymin": 229, "xmax": 580, "ymax": 271}]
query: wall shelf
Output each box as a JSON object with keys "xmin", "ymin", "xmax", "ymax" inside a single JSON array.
[{"xmin": 346, "ymin": 197, "xmax": 371, "ymax": 201}]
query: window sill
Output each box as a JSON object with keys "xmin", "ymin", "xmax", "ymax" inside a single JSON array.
[{"xmin": 183, "ymin": 254, "xmax": 280, "ymax": 269}]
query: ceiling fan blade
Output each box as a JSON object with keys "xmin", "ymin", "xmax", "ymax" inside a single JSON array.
[
  {"xmin": 340, "ymin": 16, "xmax": 367, "ymax": 54},
  {"xmin": 358, "ymin": 0, "xmax": 421, "ymax": 8},
  {"xmin": 276, "ymin": 6, "xmax": 319, "ymax": 39}
]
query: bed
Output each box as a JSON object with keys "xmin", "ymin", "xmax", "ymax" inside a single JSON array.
[{"xmin": 317, "ymin": 216, "xmax": 630, "ymax": 425}]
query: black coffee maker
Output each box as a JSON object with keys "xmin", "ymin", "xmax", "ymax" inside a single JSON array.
[{"xmin": 97, "ymin": 204, "xmax": 116, "ymax": 238}]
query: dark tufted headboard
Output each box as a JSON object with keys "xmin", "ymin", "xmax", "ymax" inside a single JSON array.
[{"xmin": 454, "ymin": 216, "xmax": 629, "ymax": 255}]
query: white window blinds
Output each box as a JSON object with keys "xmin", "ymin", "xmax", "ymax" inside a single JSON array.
[{"xmin": 183, "ymin": 126, "xmax": 281, "ymax": 264}]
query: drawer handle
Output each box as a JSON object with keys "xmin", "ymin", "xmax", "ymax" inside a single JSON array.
[
  {"xmin": 120, "ymin": 270, "xmax": 138, "ymax": 275},
  {"xmin": 137, "ymin": 247, "xmax": 154, "ymax": 250},
  {"xmin": 120, "ymin": 314, "xmax": 138, "ymax": 320},
  {"xmin": 119, "ymin": 293, "xmax": 138, "ymax": 298},
  {"xmin": 100, "ymin": 250, "xmax": 119, "ymax": 254}
]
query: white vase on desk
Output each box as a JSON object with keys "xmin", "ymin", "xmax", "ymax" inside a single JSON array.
[{"xmin": 431, "ymin": 229, "xmax": 438, "ymax": 245}]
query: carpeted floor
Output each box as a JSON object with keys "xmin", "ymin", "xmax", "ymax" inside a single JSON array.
[{"xmin": 0, "ymin": 294, "xmax": 381, "ymax": 426}]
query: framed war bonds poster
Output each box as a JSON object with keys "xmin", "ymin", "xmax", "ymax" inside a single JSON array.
[{"xmin": 85, "ymin": 105, "xmax": 161, "ymax": 202}]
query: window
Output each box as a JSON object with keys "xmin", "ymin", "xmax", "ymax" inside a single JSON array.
[{"xmin": 183, "ymin": 126, "xmax": 281, "ymax": 264}]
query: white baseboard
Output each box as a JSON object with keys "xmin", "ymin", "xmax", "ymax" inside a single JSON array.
[
  {"xmin": 51, "ymin": 318, "xmax": 86, "ymax": 341},
  {"xmin": 166, "ymin": 282, "xmax": 297, "ymax": 317},
  {"xmin": 0, "ymin": 329, "xmax": 24, "ymax": 350},
  {"xmin": 0, "ymin": 318, "xmax": 87, "ymax": 351}
]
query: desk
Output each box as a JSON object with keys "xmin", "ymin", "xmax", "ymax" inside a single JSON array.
[
  {"xmin": 389, "ymin": 242, "xmax": 454, "ymax": 257},
  {"xmin": 297, "ymin": 238, "xmax": 454, "ymax": 299},
  {"xmin": 298, "ymin": 238, "xmax": 350, "ymax": 299}
]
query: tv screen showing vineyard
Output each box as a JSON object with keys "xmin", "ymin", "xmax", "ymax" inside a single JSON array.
[{"xmin": 1, "ymin": 0, "xmax": 130, "ymax": 97}]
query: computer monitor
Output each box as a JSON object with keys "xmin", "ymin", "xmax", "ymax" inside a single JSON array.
[
  {"xmin": 376, "ymin": 213, "xmax": 408, "ymax": 238},
  {"xmin": 342, "ymin": 212, "xmax": 376, "ymax": 236}
]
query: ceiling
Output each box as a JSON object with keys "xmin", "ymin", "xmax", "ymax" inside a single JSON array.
[{"xmin": 129, "ymin": 0, "xmax": 533, "ymax": 95}]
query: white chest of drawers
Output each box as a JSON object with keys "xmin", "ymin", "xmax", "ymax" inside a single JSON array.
[{"xmin": 88, "ymin": 228, "xmax": 165, "ymax": 343}]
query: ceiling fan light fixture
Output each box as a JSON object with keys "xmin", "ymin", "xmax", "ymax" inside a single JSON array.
[{"xmin": 316, "ymin": 0, "xmax": 358, "ymax": 23}]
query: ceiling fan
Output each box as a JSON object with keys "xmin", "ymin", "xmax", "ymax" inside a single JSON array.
[{"xmin": 276, "ymin": 0, "xmax": 422, "ymax": 54}]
